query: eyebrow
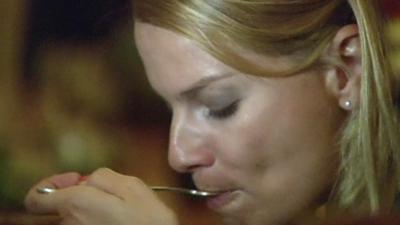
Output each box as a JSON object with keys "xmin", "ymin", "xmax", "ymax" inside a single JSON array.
[{"xmin": 179, "ymin": 73, "xmax": 234, "ymax": 99}]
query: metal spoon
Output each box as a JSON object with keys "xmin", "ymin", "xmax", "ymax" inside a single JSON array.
[{"xmin": 36, "ymin": 186, "xmax": 220, "ymax": 197}]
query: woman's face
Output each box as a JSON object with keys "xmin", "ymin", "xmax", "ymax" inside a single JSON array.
[{"xmin": 135, "ymin": 22, "xmax": 346, "ymax": 225}]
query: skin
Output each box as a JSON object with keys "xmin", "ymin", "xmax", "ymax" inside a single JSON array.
[
  {"xmin": 134, "ymin": 22, "xmax": 348, "ymax": 225},
  {"xmin": 24, "ymin": 170, "xmax": 178, "ymax": 225},
  {"xmin": 24, "ymin": 21, "xmax": 361, "ymax": 225}
]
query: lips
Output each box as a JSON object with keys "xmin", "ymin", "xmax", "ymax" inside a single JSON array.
[
  {"xmin": 206, "ymin": 189, "xmax": 240, "ymax": 210},
  {"xmin": 194, "ymin": 182, "xmax": 240, "ymax": 210},
  {"xmin": 193, "ymin": 173, "xmax": 241, "ymax": 210}
]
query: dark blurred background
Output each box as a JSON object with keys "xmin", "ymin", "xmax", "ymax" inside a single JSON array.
[
  {"xmin": 0, "ymin": 0, "xmax": 220, "ymax": 224},
  {"xmin": 0, "ymin": 0, "xmax": 399, "ymax": 225}
]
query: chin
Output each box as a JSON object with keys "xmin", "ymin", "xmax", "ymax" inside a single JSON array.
[
  {"xmin": 216, "ymin": 202, "xmax": 310, "ymax": 225},
  {"xmin": 221, "ymin": 216, "xmax": 287, "ymax": 225}
]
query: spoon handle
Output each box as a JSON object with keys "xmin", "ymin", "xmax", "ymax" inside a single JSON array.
[{"xmin": 36, "ymin": 186, "xmax": 219, "ymax": 197}]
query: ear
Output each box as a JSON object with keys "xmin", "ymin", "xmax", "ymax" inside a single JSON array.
[{"xmin": 324, "ymin": 24, "xmax": 361, "ymax": 111}]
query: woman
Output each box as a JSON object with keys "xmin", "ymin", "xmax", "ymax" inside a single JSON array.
[{"xmin": 25, "ymin": 1, "xmax": 400, "ymax": 225}]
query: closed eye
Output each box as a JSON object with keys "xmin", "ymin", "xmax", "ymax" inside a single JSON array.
[{"xmin": 207, "ymin": 100, "xmax": 240, "ymax": 120}]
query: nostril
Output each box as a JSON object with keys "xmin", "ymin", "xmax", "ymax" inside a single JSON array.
[{"xmin": 186, "ymin": 164, "xmax": 204, "ymax": 172}]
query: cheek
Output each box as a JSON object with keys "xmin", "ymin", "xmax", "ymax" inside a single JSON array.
[
  {"xmin": 210, "ymin": 94, "xmax": 277, "ymax": 174},
  {"xmin": 210, "ymin": 82, "xmax": 341, "ymax": 186}
]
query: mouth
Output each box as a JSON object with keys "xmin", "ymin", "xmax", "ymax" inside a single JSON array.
[
  {"xmin": 205, "ymin": 189, "xmax": 240, "ymax": 211},
  {"xmin": 193, "ymin": 174, "xmax": 241, "ymax": 210}
]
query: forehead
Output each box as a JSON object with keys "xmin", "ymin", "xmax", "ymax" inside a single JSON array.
[
  {"xmin": 134, "ymin": 22, "xmax": 299, "ymax": 99},
  {"xmin": 134, "ymin": 22, "xmax": 232, "ymax": 97}
]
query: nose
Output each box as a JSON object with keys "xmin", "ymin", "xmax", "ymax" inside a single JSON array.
[{"xmin": 168, "ymin": 108, "xmax": 215, "ymax": 173}]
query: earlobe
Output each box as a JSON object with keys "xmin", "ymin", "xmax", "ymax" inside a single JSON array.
[{"xmin": 323, "ymin": 24, "xmax": 362, "ymax": 111}]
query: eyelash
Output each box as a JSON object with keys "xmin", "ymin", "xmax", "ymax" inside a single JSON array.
[{"xmin": 207, "ymin": 100, "xmax": 239, "ymax": 119}]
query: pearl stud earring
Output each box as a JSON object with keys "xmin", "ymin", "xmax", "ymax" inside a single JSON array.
[
  {"xmin": 344, "ymin": 100, "xmax": 352, "ymax": 109},
  {"xmin": 344, "ymin": 45, "xmax": 356, "ymax": 56}
]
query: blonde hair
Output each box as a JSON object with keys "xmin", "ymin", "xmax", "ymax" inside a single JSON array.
[{"xmin": 134, "ymin": 0, "xmax": 400, "ymax": 215}]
